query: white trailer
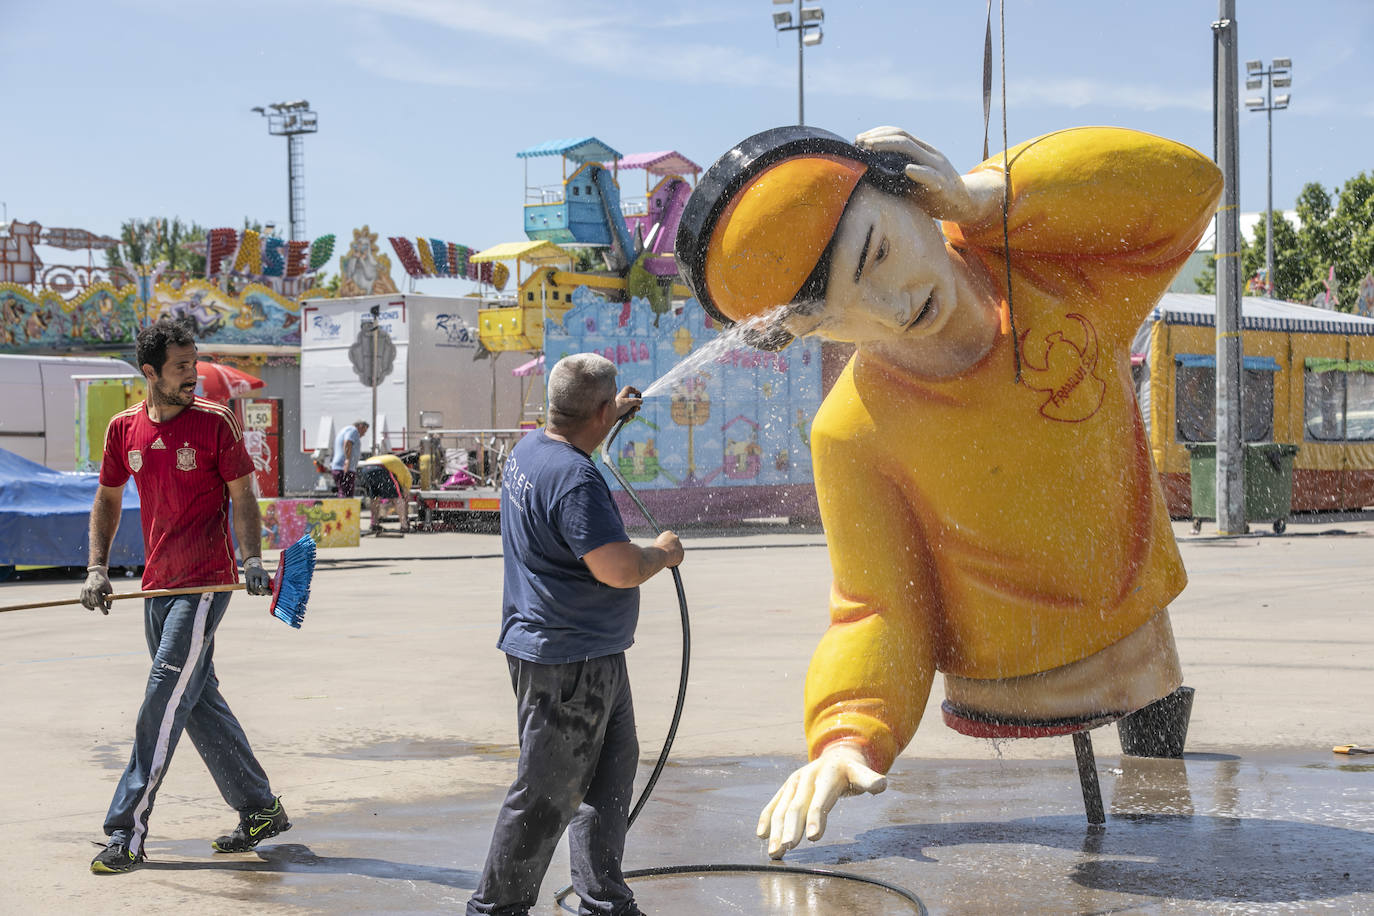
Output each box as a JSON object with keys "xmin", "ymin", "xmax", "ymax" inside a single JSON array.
[
  {"xmin": 299, "ymin": 294, "xmax": 532, "ymax": 457},
  {"xmin": 0, "ymin": 354, "xmax": 139, "ymax": 470}
]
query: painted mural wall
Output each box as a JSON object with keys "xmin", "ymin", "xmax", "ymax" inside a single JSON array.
[
  {"xmin": 258, "ymin": 497, "xmax": 361, "ymax": 551},
  {"xmin": 0, "ymin": 279, "xmax": 321, "ymax": 351},
  {"xmin": 545, "ymin": 288, "xmax": 823, "ymax": 493}
]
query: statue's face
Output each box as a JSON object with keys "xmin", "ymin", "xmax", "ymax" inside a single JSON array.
[{"xmin": 782, "ymin": 183, "xmax": 956, "ymax": 346}]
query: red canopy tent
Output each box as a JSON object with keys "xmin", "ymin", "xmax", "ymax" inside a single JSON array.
[{"xmin": 196, "ymin": 360, "xmax": 266, "ymax": 403}]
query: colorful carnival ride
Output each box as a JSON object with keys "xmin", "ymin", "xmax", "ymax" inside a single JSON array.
[{"xmin": 468, "ymin": 137, "xmax": 700, "ymax": 354}]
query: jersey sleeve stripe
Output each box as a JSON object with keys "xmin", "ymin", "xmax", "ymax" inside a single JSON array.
[{"xmin": 192, "ymin": 398, "xmax": 244, "ymax": 441}]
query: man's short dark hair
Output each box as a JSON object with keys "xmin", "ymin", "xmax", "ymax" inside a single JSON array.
[
  {"xmin": 135, "ymin": 317, "xmax": 197, "ymax": 375},
  {"xmin": 547, "ymin": 354, "xmax": 618, "ymax": 430}
]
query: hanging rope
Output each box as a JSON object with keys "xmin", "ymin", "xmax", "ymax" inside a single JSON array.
[
  {"xmin": 998, "ymin": 0, "xmax": 1021, "ymax": 381},
  {"xmin": 982, "ymin": 1, "xmax": 1021, "ymax": 381},
  {"xmin": 982, "ymin": 1, "xmax": 993, "ymax": 161}
]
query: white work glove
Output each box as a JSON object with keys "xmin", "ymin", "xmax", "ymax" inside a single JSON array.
[
  {"xmin": 243, "ymin": 556, "xmax": 272, "ymax": 596},
  {"xmin": 757, "ymin": 742, "xmax": 887, "ymax": 859},
  {"xmin": 855, "ymin": 126, "xmax": 1004, "ymax": 225},
  {"xmin": 81, "ymin": 565, "xmax": 114, "ymax": 614}
]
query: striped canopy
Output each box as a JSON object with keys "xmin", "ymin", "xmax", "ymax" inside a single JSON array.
[
  {"xmin": 616, "ymin": 150, "xmax": 701, "ymax": 176},
  {"xmin": 516, "ymin": 137, "xmax": 621, "ymax": 164},
  {"xmin": 469, "ymin": 240, "xmax": 573, "ymax": 266},
  {"xmin": 1148, "ymin": 293, "xmax": 1374, "ymax": 336}
]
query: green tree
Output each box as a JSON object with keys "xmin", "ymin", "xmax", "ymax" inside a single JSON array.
[
  {"xmin": 1245, "ymin": 211, "xmax": 1305, "ymax": 298},
  {"xmin": 573, "ymin": 247, "xmax": 602, "ymax": 272},
  {"xmin": 1293, "ymin": 181, "xmax": 1339, "ymax": 303},
  {"xmin": 1196, "ymin": 173, "xmax": 1374, "ymax": 311},
  {"xmin": 1326, "ymin": 172, "xmax": 1374, "ymax": 307},
  {"xmin": 105, "ymin": 217, "xmax": 206, "ymax": 276}
]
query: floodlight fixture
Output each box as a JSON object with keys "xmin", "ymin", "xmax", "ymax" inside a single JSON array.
[
  {"xmin": 254, "ymin": 100, "xmax": 319, "ymax": 241},
  {"xmin": 769, "ymin": 1, "xmax": 825, "ymax": 126},
  {"xmin": 1242, "ymin": 55, "xmax": 1293, "ymax": 299}
]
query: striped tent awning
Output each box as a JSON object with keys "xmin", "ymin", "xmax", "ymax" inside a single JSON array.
[
  {"xmin": 516, "ymin": 137, "xmax": 622, "ymax": 164},
  {"xmin": 1148, "ymin": 293, "xmax": 1374, "ymax": 336},
  {"xmin": 469, "ymin": 240, "xmax": 573, "ymax": 266},
  {"xmin": 616, "ymin": 150, "xmax": 701, "ymax": 176}
]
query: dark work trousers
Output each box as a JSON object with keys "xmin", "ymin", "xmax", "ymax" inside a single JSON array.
[
  {"xmin": 332, "ymin": 468, "xmax": 357, "ymax": 498},
  {"xmin": 467, "ymin": 653, "xmax": 640, "ymax": 916},
  {"xmin": 103, "ymin": 592, "xmax": 274, "ymax": 857}
]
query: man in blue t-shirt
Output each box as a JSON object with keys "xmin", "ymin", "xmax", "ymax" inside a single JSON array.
[
  {"xmin": 467, "ymin": 354, "xmax": 684, "ymax": 916},
  {"xmin": 330, "ymin": 419, "xmax": 368, "ymax": 497}
]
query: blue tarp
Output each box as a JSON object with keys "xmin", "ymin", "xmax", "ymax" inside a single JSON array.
[
  {"xmin": 0, "ymin": 448, "xmax": 143, "ymax": 567},
  {"xmin": 1174, "ymin": 353, "xmax": 1282, "ymax": 371}
]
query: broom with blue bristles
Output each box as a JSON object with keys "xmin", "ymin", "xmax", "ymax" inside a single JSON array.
[
  {"xmin": 0, "ymin": 533, "xmax": 317, "ymax": 626},
  {"xmin": 264, "ymin": 533, "xmax": 316, "ymax": 627}
]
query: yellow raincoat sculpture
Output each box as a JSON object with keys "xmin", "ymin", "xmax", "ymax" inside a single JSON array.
[{"xmin": 677, "ymin": 125, "xmax": 1223, "ymax": 857}]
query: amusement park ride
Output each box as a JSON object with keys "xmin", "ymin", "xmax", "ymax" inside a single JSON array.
[{"xmin": 476, "ymin": 137, "xmax": 699, "ymax": 354}]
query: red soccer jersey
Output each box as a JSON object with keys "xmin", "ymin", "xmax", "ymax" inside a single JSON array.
[{"xmin": 99, "ymin": 398, "xmax": 255, "ymax": 590}]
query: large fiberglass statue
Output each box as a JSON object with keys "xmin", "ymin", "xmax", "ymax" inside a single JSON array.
[{"xmin": 676, "ymin": 125, "xmax": 1222, "ymax": 858}]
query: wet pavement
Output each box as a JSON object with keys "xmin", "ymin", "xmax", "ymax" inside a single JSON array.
[{"xmin": 2, "ymin": 516, "xmax": 1371, "ymax": 913}]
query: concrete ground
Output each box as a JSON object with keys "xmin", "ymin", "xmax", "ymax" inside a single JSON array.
[{"xmin": 1, "ymin": 514, "xmax": 1371, "ymax": 914}]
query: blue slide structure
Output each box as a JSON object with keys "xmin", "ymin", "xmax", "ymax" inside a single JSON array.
[{"xmin": 586, "ymin": 163, "xmax": 637, "ymax": 273}]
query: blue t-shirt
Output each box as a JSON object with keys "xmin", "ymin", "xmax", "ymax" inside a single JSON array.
[
  {"xmin": 331, "ymin": 425, "xmax": 361, "ymax": 471},
  {"xmin": 498, "ymin": 429, "xmax": 636, "ymax": 663}
]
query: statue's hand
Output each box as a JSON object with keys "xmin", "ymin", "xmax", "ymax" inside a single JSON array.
[
  {"xmin": 756, "ymin": 742, "xmax": 887, "ymax": 859},
  {"xmin": 856, "ymin": 126, "xmax": 1003, "ymax": 225}
]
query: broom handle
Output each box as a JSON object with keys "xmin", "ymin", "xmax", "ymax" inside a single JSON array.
[{"xmin": 0, "ymin": 583, "xmax": 246, "ymax": 613}]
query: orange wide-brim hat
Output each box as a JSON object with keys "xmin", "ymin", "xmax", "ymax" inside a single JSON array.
[{"xmin": 677, "ymin": 126, "xmax": 912, "ymax": 332}]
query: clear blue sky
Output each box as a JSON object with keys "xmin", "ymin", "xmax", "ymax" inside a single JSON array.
[{"xmin": 3, "ymin": 0, "xmax": 1370, "ymax": 273}]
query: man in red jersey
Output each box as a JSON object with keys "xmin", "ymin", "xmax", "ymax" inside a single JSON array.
[{"xmin": 81, "ymin": 317, "xmax": 290, "ymax": 874}]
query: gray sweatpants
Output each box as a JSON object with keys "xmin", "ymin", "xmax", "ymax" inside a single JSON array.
[
  {"xmin": 103, "ymin": 592, "xmax": 274, "ymax": 856},
  {"xmin": 467, "ymin": 653, "xmax": 640, "ymax": 916}
]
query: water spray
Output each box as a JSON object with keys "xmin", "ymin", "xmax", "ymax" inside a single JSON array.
[{"xmin": 552, "ymin": 405, "xmax": 928, "ymax": 914}]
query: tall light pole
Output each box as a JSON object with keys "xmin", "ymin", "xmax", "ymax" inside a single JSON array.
[
  {"xmin": 771, "ymin": 0, "xmax": 824, "ymax": 126},
  {"xmin": 1244, "ymin": 58, "xmax": 1291, "ymax": 297},
  {"xmin": 1213, "ymin": 1, "xmax": 1246, "ymax": 535},
  {"xmin": 251, "ymin": 100, "xmax": 319, "ymax": 242}
]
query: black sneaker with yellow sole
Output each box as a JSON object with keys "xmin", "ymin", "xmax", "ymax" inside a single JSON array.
[
  {"xmin": 211, "ymin": 797, "xmax": 291, "ymax": 852},
  {"xmin": 91, "ymin": 841, "xmax": 144, "ymax": 874}
]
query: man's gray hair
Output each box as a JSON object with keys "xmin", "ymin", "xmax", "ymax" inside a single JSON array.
[{"xmin": 547, "ymin": 353, "xmax": 618, "ymax": 429}]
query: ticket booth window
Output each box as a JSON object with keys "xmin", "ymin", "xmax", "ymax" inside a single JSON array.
[
  {"xmin": 1174, "ymin": 354, "xmax": 1277, "ymax": 443},
  {"xmin": 1304, "ymin": 361, "xmax": 1374, "ymax": 442}
]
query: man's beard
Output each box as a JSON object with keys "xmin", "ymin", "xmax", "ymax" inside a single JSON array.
[{"xmin": 150, "ymin": 376, "xmax": 196, "ymax": 407}]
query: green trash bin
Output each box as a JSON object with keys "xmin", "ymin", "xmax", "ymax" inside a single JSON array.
[{"xmin": 1185, "ymin": 442, "xmax": 1299, "ymax": 534}]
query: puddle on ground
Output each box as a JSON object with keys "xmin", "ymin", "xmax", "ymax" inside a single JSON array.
[{"xmin": 306, "ymin": 734, "xmax": 518, "ymax": 761}]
